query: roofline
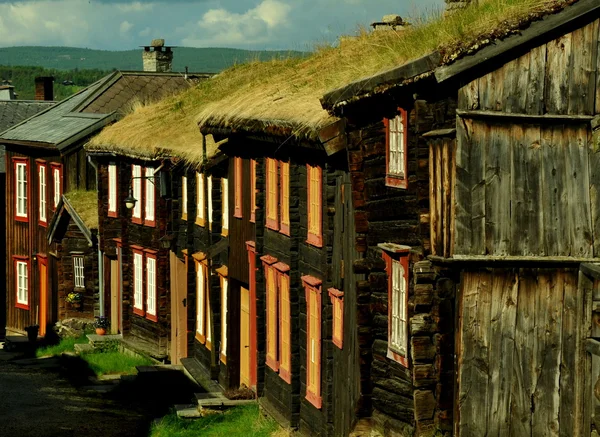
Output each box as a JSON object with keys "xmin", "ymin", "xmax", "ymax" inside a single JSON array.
[
  {"xmin": 57, "ymin": 113, "xmax": 117, "ymax": 153},
  {"xmin": 0, "ymin": 100, "xmax": 56, "ymax": 104},
  {"xmin": 47, "ymin": 195, "xmax": 96, "ymax": 246},
  {"xmin": 118, "ymin": 70, "xmax": 215, "ymax": 77}
]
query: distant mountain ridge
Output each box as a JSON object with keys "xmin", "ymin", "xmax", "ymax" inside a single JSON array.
[{"xmin": 0, "ymin": 46, "xmax": 308, "ymax": 73}]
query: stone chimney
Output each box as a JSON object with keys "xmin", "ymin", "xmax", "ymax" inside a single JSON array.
[
  {"xmin": 445, "ymin": 0, "xmax": 477, "ymax": 14},
  {"xmin": 142, "ymin": 39, "xmax": 173, "ymax": 73},
  {"xmin": 0, "ymin": 85, "xmax": 16, "ymax": 100},
  {"xmin": 35, "ymin": 76, "xmax": 54, "ymax": 101},
  {"xmin": 371, "ymin": 15, "xmax": 408, "ymax": 32}
]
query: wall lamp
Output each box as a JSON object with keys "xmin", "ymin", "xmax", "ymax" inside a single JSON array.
[{"xmin": 124, "ymin": 175, "xmax": 156, "ymax": 210}]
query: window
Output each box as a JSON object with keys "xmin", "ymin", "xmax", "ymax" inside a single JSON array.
[
  {"xmin": 234, "ymin": 157, "xmax": 242, "ymax": 219},
  {"xmin": 144, "ymin": 167, "xmax": 155, "ymax": 226},
  {"xmin": 196, "ymin": 172, "xmax": 205, "ymax": 226},
  {"xmin": 250, "ymin": 159, "xmax": 257, "ymax": 223},
  {"xmin": 14, "ymin": 158, "xmax": 28, "ymax": 222},
  {"xmin": 222, "ymin": 178, "xmax": 229, "ymax": 236},
  {"xmin": 302, "ymin": 275, "xmax": 322, "ymax": 408},
  {"xmin": 37, "ymin": 161, "xmax": 47, "ymax": 226},
  {"xmin": 133, "ymin": 248, "xmax": 144, "ymax": 316},
  {"xmin": 385, "ymin": 109, "xmax": 408, "ymax": 189},
  {"xmin": 380, "ymin": 244, "xmax": 410, "ymax": 367},
  {"xmin": 220, "ymin": 272, "xmax": 228, "ymax": 363},
  {"xmin": 307, "ymin": 164, "xmax": 323, "ymax": 247},
  {"xmin": 51, "ymin": 163, "xmax": 62, "ymax": 210},
  {"xmin": 207, "ymin": 176, "xmax": 213, "ymax": 230},
  {"xmin": 280, "ymin": 161, "xmax": 290, "ymax": 235},
  {"xmin": 278, "ymin": 265, "xmax": 291, "ymax": 383},
  {"xmin": 146, "ymin": 253, "xmax": 157, "ymax": 321},
  {"xmin": 182, "ymin": 176, "xmax": 188, "ymax": 219},
  {"xmin": 108, "ymin": 164, "xmax": 118, "ymax": 217},
  {"xmin": 266, "ymin": 158, "xmax": 278, "ymax": 230},
  {"xmin": 73, "ymin": 256, "xmax": 85, "ymax": 289},
  {"xmin": 262, "ymin": 255, "xmax": 278, "ymax": 371},
  {"xmin": 14, "ymin": 257, "xmax": 29, "ymax": 310},
  {"xmin": 195, "ymin": 259, "xmax": 209, "ymax": 344},
  {"xmin": 329, "ymin": 289, "xmax": 344, "ymax": 349},
  {"xmin": 132, "ymin": 165, "xmax": 142, "ymax": 224}
]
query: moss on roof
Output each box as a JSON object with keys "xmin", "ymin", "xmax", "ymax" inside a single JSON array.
[
  {"xmin": 89, "ymin": 0, "xmax": 575, "ymax": 163},
  {"xmin": 64, "ymin": 190, "xmax": 98, "ymax": 230}
]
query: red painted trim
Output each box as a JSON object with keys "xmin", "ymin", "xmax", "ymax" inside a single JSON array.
[
  {"xmin": 113, "ymin": 238, "xmax": 123, "ymax": 247},
  {"xmin": 306, "ymin": 164, "xmax": 323, "ymax": 247},
  {"xmin": 264, "ymin": 263, "xmax": 279, "ymax": 372},
  {"xmin": 36, "ymin": 161, "xmax": 47, "ymax": 227},
  {"xmin": 279, "ymin": 161, "xmax": 290, "ymax": 236},
  {"xmin": 278, "ymin": 271, "xmax": 291, "ymax": 384},
  {"xmin": 247, "ymin": 242, "xmax": 258, "ymax": 388},
  {"xmin": 13, "ymin": 157, "xmax": 29, "ymax": 223},
  {"xmin": 50, "ymin": 162, "xmax": 62, "ymax": 211},
  {"xmin": 130, "ymin": 244, "xmax": 144, "ymax": 250},
  {"xmin": 303, "ymin": 279, "xmax": 322, "ymax": 409},
  {"xmin": 143, "ymin": 248, "xmax": 159, "ymax": 255},
  {"xmin": 145, "ymin": 251, "xmax": 158, "ymax": 322},
  {"xmin": 132, "ymin": 247, "xmax": 145, "ymax": 316},
  {"xmin": 234, "ymin": 157, "xmax": 243, "ymax": 219},
  {"xmin": 250, "ymin": 159, "xmax": 257, "ymax": 223},
  {"xmin": 13, "ymin": 255, "xmax": 30, "ymax": 310},
  {"xmin": 265, "ymin": 158, "xmax": 279, "ymax": 231},
  {"xmin": 385, "ymin": 108, "xmax": 409, "ymax": 189},
  {"xmin": 260, "ymin": 254, "xmax": 277, "ymax": 265},
  {"xmin": 301, "ymin": 275, "xmax": 322, "ymax": 287},
  {"xmin": 382, "ymin": 250, "xmax": 410, "ymax": 367},
  {"xmin": 131, "ymin": 165, "xmax": 143, "ymax": 225},
  {"xmin": 108, "ymin": 163, "xmax": 118, "ymax": 218},
  {"xmin": 273, "ymin": 262, "xmax": 290, "ymax": 273},
  {"xmin": 144, "ymin": 167, "xmax": 156, "ymax": 227},
  {"xmin": 328, "ymin": 288, "xmax": 344, "ymax": 349}
]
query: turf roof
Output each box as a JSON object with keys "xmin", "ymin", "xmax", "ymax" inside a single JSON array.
[{"xmin": 88, "ymin": 0, "xmax": 578, "ymax": 164}]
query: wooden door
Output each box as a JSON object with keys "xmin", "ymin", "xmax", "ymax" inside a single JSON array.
[
  {"xmin": 170, "ymin": 252, "xmax": 188, "ymax": 365},
  {"xmin": 110, "ymin": 260, "xmax": 119, "ymax": 334},
  {"xmin": 240, "ymin": 286, "xmax": 251, "ymax": 387},
  {"xmin": 38, "ymin": 256, "xmax": 48, "ymax": 337}
]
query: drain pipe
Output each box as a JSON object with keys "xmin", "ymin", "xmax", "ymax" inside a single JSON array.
[{"xmin": 88, "ymin": 155, "xmax": 104, "ymax": 317}]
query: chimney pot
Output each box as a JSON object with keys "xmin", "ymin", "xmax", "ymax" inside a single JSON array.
[
  {"xmin": 35, "ymin": 76, "xmax": 54, "ymax": 101},
  {"xmin": 142, "ymin": 38, "xmax": 173, "ymax": 73},
  {"xmin": 0, "ymin": 85, "xmax": 16, "ymax": 100}
]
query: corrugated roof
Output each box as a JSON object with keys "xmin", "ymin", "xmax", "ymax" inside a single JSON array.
[{"xmin": 0, "ymin": 100, "xmax": 56, "ymax": 134}]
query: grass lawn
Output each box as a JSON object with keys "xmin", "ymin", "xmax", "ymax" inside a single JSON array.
[
  {"xmin": 82, "ymin": 351, "xmax": 154, "ymax": 376},
  {"xmin": 150, "ymin": 404, "xmax": 280, "ymax": 437},
  {"xmin": 36, "ymin": 335, "xmax": 89, "ymax": 358}
]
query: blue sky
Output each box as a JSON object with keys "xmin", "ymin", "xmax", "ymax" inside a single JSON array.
[{"xmin": 0, "ymin": 0, "xmax": 444, "ymax": 51}]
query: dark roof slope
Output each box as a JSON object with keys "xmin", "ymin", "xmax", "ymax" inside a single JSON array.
[{"xmin": 0, "ymin": 100, "xmax": 55, "ymax": 134}]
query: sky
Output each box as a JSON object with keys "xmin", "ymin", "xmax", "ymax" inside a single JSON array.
[{"xmin": 0, "ymin": 0, "xmax": 444, "ymax": 51}]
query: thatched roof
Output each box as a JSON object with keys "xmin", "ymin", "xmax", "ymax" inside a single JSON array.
[
  {"xmin": 89, "ymin": 0, "xmax": 578, "ymax": 163},
  {"xmin": 64, "ymin": 190, "xmax": 99, "ymax": 230}
]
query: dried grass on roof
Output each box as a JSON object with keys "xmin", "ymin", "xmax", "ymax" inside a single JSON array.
[
  {"xmin": 65, "ymin": 190, "xmax": 99, "ymax": 230},
  {"xmin": 89, "ymin": 0, "xmax": 573, "ymax": 163}
]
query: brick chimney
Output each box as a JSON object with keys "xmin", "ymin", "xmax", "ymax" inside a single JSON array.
[
  {"xmin": 0, "ymin": 85, "xmax": 16, "ymax": 100},
  {"xmin": 142, "ymin": 39, "xmax": 173, "ymax": 73},
  {"xmin": 35, "ymin": 76, "xmax": 54, "ymax": 101}
]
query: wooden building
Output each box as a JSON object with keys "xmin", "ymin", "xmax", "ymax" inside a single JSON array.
[{"xmin": 320, "ymin": 0, "xmax": 600, "ymax": 435}]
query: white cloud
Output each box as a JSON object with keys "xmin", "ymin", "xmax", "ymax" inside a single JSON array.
[
  {"xmin": 116, "ymin": 2, "xmax": 153, "ymax": 13},
  {"xmin": 182, "ymin": 0, "xmax": 292, "ymax": 47},
  {"xmin": 139, "ymin": 26, "xmax": 152, "ymax": 37},
  {"xmin": 120, "ymin": 20, "xmax": 134, "ymax": 34}
]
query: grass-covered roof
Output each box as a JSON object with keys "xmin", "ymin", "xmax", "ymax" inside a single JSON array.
[
  {"xmin": 64, "ymin": 190, "xmax": 99, "ymax": 230},
  {"xmin": 88, "ymin": 0, "xmax": 576, "ymax": 163}
]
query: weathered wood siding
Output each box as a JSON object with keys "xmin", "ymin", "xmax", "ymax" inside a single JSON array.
[
  {"xmin": 455, "ymin": 19, "xmax": 600, "ymax": 257},
  {"xmin": 456, "ymin": 268, "xmax": 586, "ymax": 437},
  {"xmin": 429, "ymin": 137, "xmax": 456, "ymax": 258}
]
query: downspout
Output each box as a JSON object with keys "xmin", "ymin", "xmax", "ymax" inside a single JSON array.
[{"xmin": 88, "ymin": 155, "xmax": 104, "ymax": 317}]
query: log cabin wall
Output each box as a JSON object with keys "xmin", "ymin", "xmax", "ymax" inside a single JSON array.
[
  {"xmin": 454, "ymin": 18, "xmax": 600, "ymax": 257},
  {"xmin": 343, "ymin": 96, "xmax": 457, "ymax": 435},
  {"xmin": 5, "ymin": 147, "xmax": 60, "ymax": 334},
  {"xmin": 56, "ymin": 225, "xmax": 98, "ymax": 320}
]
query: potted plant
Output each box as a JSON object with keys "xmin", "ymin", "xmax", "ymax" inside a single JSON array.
[
  {"xmin": 24, "ymin": 325, "xmax": 39, "ymax": 343},
  {"xmin": 65, "ymin": 292, "xmax": 83, "ymax": 310},
  {"xmin": 94, "ymin": 316, "xmax": 110, "ymax": 336}
]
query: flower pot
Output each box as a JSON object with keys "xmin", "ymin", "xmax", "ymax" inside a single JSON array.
[
  {"xmin": 95, "ymin": 328, "xmax": 106, "ymax": 336},
  {"xmin": 25, "ymin": 325, "xmax": 39, "ymax": 343}
]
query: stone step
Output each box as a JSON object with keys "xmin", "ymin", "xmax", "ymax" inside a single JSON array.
[
  {"xmin": 175, "ymin": 404, "xmax": 202, "ymax": 419},
  {"xmin": 194, "ymin": 392, "xmax": 255, "ymax": 410},
  {"xmin": 74, "ymin": 343, "xmax": 94, "ymax": 354},
  {"xmin": 86, "ymin": 333, "xmax": 123, "ymax": 346}
]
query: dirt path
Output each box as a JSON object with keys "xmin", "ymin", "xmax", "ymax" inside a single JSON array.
[{"xmin": 0, "ymin": 345, "xmax": 168, "ymax": 437}]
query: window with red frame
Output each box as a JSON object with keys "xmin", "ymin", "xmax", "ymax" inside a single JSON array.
[
  {"xmin": 14, "ymin": 257, "xmax": 29, "ymax": 310},
  {"xmin": 132, "ymin": 247, "xmax": 144, "ymax": 316},
  {"xmin": 132, "ymin": 165, "xmax": 142, "ymax": 224},
  {"xmin": 265, "ymin": 158, "xmax": 278, "ymax": 230},
  {"xmin": 385, "ymin": 109, "xmax": 408, "ymax": 189},
  {"xmin": 380, "ymin": 244, "xmax": 410, "ymax": 367},
  {"xmin": 277, "ymin": 263, "xmax": 291, "ymax": 384},
  {"xmin": 144, "ymin": 167, "xmax": 156, "ymax": 227},
  {"xmin": 14, "ymin": 158, "xmax": 28, "ymax": 222},
  {"xmin": 145, "ymin": 251, "xmax": 157, "ymax": 322},
  {"xmin": 51, "ymin": 163, "xmax": 62, "ymax": 210},
  {"xmin": 262, "ymin": 255, "xmax": 278, "ymax": 371},
  {"xmin": 280, "ymin": 161, "xmax": 290, "ymax": 235},
  {"xmin": 302, "ymin": 275, "xmax": 322, "ymax": 409},
  {"xmin": 234, "ymin": 157, "xmax": 243, "ymax": 219},
  {"xmin": 195, "ymin": 258, "xmax": 211, "ymax": 348},
  {"xmin": 37, "ymin": 161, "xmax": 47, "ymax": 226},
  {"xmin": 250, "ymin": 159, "xmax": 257, "ymax": 223},
  {"xmin": 328, "ymin": 288, "xmax": 344, "ymax": 349},
  {"xmin": 108, "ymin": 164, "xmax": 118, "ymax": 218},
  {"xmin": 220, "ymin": 273, "xmax": 228, "ymax": 364},
  {"xmin": 307, "ymin": 164, "xmax": 322, "ymax": 247}
]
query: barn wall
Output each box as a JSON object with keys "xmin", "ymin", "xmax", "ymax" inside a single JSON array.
[
  {"xmin": 456, "ymin": 268, "xmax": 584, "ymax": 437},
  {"xmin": 455, "ymin": 19, "xmax": 600, "ymax": 257}
]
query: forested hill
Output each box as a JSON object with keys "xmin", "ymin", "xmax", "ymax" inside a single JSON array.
[{"xmin": 0, "ymin": 46, "xmax": 308, "ymax": 72}]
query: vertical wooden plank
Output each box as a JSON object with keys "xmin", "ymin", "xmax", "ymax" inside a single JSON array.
[
  {"xmin": 486, "ymin": 125, "xmax": 511, "ymax": 256},
  {"xmin": 527, "ymin": 45, "xmax": 547, "ymax": 115},
  {"xmin": 487, "ymin": 270, "xmax": 518, "ymax": 437},
  {"xmin": 454, "ymin": 117, "xmax": 474, "ymax": 254},
  {"xmin": 545, "ymin": 33, "xmax": 573, "ymax": 115},
  {"xmin": 436, "ymin": 139, "xmax": 443, "ymax": 256},
  {"xmin": 458, "ymin": 79, "xmax": 480, "ymax": 110},
  {"xmin": 450, "ymin": 138, "xmax": 457, "ymax": 257},
  {"xmin": 509, "ymin": 270, "xmax": 536, "ymax": 437},
  {"xmin": 443, "ymin": 138, "xmax": 453, "ymax": 258},
  {"xmin": 479, "ymin": 74, "xmax": 493, "ymax": 111},
  {"xmin": 470, "ymin": 121, "xmax": 486, "ymax": 255},
  {"xmin": 564, "ymin": 126, "xmax": 593, "ymax": 257},
  {"xmin": 568, "ymin": 20, "xmax": 599, "ymax": 115},
  {"xmin": 429, "ymin": 141, "xmax": 438, "ymax": 256},
  {"xmin": 458, "ymin": 271, "xmax": 493, "ymax": 437},
  {"xmin": 596, "ymin": 18, "xmax": 600, "ymax": 114},
  {"xmin": 531, "ymin": 271, "xmax": 562, "ymax": 437},
  {"xmin": 589, "ymin": 133, "xmax": 600, "ymax": 256}
]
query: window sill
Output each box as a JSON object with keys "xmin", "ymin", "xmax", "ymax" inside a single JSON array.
[
  {"xmin": 306, "ymin": 233, "xmax": 323, "ymax": 248},
  {"xmin": 387, "ymin": 348, "xmax": 408, "ymax": 367},
  {"xmin": 146, "ymin": 313, "xmax": 158, "ymax": 322},
  {"xmin": 15, "ymin": 302, "xmax": 29, "ymax": 311},
  {"xmin": 306, "ymin": 392, "xmax": 322, "ymax": 409},
  {"xmin": 385, "ymin": 175, "xmax": 407, "ymax": 189},
  {"xmin": 133, "ymin": 307, "xmax": 145, "ymax": 317}
]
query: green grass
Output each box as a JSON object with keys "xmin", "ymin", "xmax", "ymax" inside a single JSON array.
[
  {"xmin": 81, "ymin": 351, "xmax": 154, "ymax": 376},
  {"xmin": 36, "ymin": 335, "xmax": 89, "ymax": 358},
  {"xmin": 150, "ymin": 404, "xmax": 279, "ymax": 437}
]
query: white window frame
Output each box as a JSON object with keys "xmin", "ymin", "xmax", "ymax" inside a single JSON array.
[
  {"xmin": 108, "ymin": 164, "xmax": 117, "ymax": 215},
  {"xmin": 145, "ymin": 167, "xmax": 155, "ymax": 223},
  {"xmin": 222, "ymin": 178, "xmax": 229, "ymax": 233},
  {"xmin": 207, "ymin": 176, "xmax": 213, "ymax": 229},
  {"xmin": 53, "ymin": 166, "xmax": 61, "ymax": 209},
  {"xmin": 182, "ymin": 176, "xmax": 188, "ymax": 216},
  {"xmin": 221, "ymin": 276, "xmax": 228, "ymax": 359},
  {"xmin": 196, "ymin": 172, "xmax": 205, "ymax": 224},
  {"xmin": 73, "ymin": 255, "xmax": 85, "ymax": 288},
  {"xmin": 132, "ymin": 165, "xmax": 142, "ymax": 220},
  {"xmin": 16, "ymin": 162, "xmax": 27, "ymax": 219},
  {"xmin": 16, "ymin": 260, "xmax": 28, "ymax": 306},
  {"xmin": 39, "ymin": 164, "xmax": 46, "ymax": 223},
  {"xmin": 146, "ymin": 256, "xmax": 157, "ymax": 317},
  {"xmin": 390, "ymin": 259, "xmax": 407, "ymax": 356},
  {"xmin": 133, "ymin": 252, "xmax": 143, "ymax": 311},
  {"xmin": 196, "ymin": 262, "xmax": 205, "ymax": 337},
  {"xmin": 388, "ymin": 113, "xmax": 406, "ymax": 178}
]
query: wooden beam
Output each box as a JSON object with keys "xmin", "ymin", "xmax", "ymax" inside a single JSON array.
[
  {"xmin": 592, "ymin": 115, "xmax": 600, "ymax": 130},
  {"xmin": 580, "ymin": 262, "xmax": 600, "ymax": 280},
  {"xmin": 429, "ymin": 255, "xmax": 600, "ymax": 264},
  {"xmin": 456, "ymin": 109, "xmax": 594, "ymax": 124},
  {"xmin": 435, "ymin": 0, "xmax": 600, "ymax": 84},
  {"xmin": 422, "ymin": 128, "xmax": 456, "ymax": 138}
]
